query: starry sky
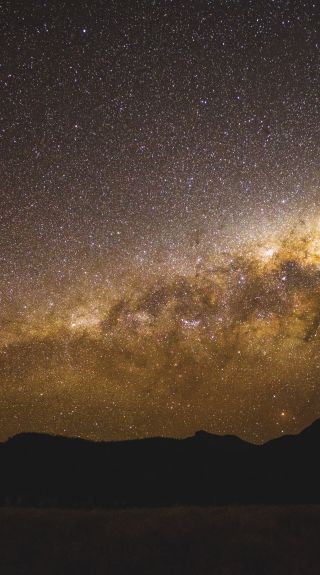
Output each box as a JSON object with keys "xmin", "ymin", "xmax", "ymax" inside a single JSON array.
[{"xmin": 1, "ymin": 0, "xmax": 320, "ymax": 443}]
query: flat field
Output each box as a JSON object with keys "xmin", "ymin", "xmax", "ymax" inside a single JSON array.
[{"xmin": 0, "ymin": 506, "xmax": 320, "ymax": 574}]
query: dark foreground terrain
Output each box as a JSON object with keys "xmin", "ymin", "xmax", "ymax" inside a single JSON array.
[
  {"xmin": 3, "ymin": 419, "xmax": 320, "ymax": 507},
  {"xmin": 0, "ymin": 506, "xmax": 320, "ymax": 575}
]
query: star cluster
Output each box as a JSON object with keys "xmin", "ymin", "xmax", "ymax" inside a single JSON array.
[{"xmin": 0, "ymin": 1, "xmax": 319, "ymax": 442}]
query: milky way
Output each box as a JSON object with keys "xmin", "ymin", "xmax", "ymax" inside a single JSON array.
[{"xmin": 1, "ymin": 1, "xmax": 319, "ymax": 442}]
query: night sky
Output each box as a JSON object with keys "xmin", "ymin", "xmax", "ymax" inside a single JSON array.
[{"xmin": 1, "ymin": 0, "xmax": 320, "ymax": 443}]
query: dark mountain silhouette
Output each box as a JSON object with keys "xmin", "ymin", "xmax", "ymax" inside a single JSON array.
[{"xmin": 1, "ymin": 422, "xmax": 320, "ymax": 508}]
